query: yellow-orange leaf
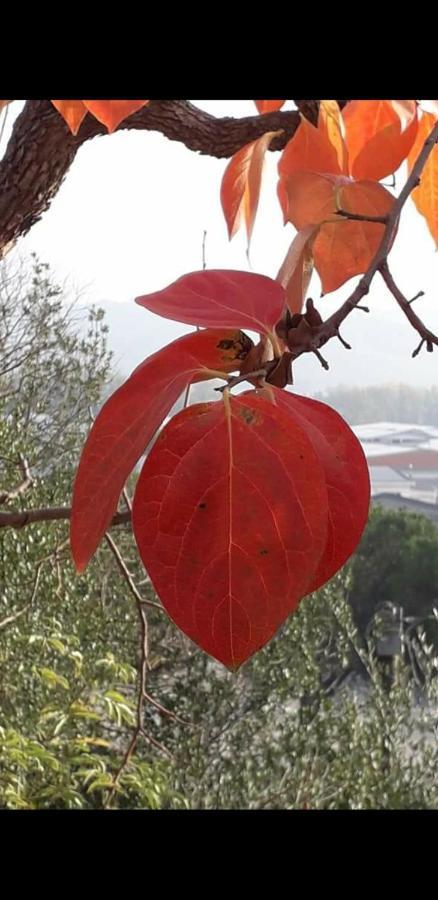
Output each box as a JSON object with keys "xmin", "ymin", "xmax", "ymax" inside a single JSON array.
[
  {"xmin": 279, "ymin": 113, "xmax": 343, "ymax": 183},
  {"xmin": 276, "ymin": 224, "xmax": 318, "ymax": 314},
  {"xmin": 343, "ymin": 99, "xmax": 418, "ymax": 181},
  {"xmin": 82, "ymin": 100, "xmax": 149, "ymax": 133},
  {"xmin": 408, "ymin": 112, "xmax": 438, "ymax": 246},
  {"xmin": 255, "ymin": 100, "xmax": 285, "ymax": 114},
  {"xmin": 283, "ymin": 172, "xmax": 394, "ymax": 293},
  {"xmin": 221, "ymin": 130, "xmax": 282, "ymax": 243},
  {"xmin": 318, "ymin": 100, "xmax": 349, "ymax": 174},
  {"xmin": 51, "ymin": 100, "xmax": 87, "ymax": 135}
]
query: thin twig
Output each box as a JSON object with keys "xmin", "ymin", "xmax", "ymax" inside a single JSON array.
[
  {"xmin": 335, "ymin": 209, "xmax": 389, "ymax": 224},
  {"xmin": 0, "ymin": 454, "xmax": 33, "ymax": 504},
  {"xmin": 104, "ymin": 532, "xmax": 162, "ymax": 611},
  {"xmin": 379, "ymin": 262, "xmax": 438, "ymax": 357},
  {"xmin": 0, "ymin": 561, "xmax": 42, "ymax": 631},
  {"xmin": 215, "ymin": 368, "xmax": 267, "ymax": 392}
]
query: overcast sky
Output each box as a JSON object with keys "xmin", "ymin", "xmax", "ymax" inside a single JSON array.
[{"xmin": 2, "ymin": 100, "xmax": 438, "ymax": 390}]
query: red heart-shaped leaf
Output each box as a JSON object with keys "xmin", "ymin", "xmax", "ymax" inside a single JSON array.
[
  {"xmin": 132, "ymin": 391, "xmax": 328, "ymax": 669},
  {"xmin": 71, "ymin": 328, "xmax": 252, "ymax": 573},
  {"xmin": 136, "ymin": 270, "xmax": 286, "ymax": 338},
  {"xmin": 271, "ymin": 389, "xmax": 370, "ymax": 590}
]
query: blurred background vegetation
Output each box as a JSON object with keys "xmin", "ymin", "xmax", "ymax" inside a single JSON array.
[{"xmin": 1, "ymin": 256, "xmax": 438, "ymax": 810}]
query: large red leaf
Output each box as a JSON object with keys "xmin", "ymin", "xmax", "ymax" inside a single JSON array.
[
  {"xmin": 51, "ymin": 100, "xmax": 88, "ymax": 135},
  {"xmin": 136, "ymin": 270, "xmax": 286, "ymax": 338},
  {"xmin": 283, "ymin": 172, "xmax": 394, "ymax": 292},
  {"xmin": 70, "ymin": 328, "xmax": 252, "ymax": 573},
  {"xmin": 254, "ymin": 100, "xmax": 285, "ymax": 114},
  {"xmin": 82, "ymin": 100, "xmax": 149, "ymax": 133},
  {"xmin": 221, "ymin": 130, "xmax": 282, "ymax": 244},
  {"xmin": 408, "ymin": 112, "xmax": 438, "ymax": 246},
  {"xmin": 132, "ymin": 391, "xmax": 329, "ymax": 669},
  {"xmin": 343, "ymin": 100, "xmax": 418, "ymax": 181},
  {"xmin": 271, "ymin": 389, "xmax": 370, "ymax": 590}
]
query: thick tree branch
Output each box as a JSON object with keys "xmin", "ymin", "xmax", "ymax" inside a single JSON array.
[{"xmin": 0, "ymin": 100, "xmax": 301, "ymax": 257}]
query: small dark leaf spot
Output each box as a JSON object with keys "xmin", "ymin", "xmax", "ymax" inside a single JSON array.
[
  {"xmin": 299, "ymin": 454, "xmax": 304, "ymax": 459},
  {"xmin": 259, "ymin": 548, "xmax": 269, "ymax": 556},
  {"xmin": 217, "ymin": 339, "xmax": 234, "ymax": 350},
  {"xmin": 198, "ymin": 502, "xmax": 207, "ymax": 509},
  {"xmin": 238, "ymin": 407, "xmax": 262, "ymax": 426}
]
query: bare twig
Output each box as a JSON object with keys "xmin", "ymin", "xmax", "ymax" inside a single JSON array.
[
  {"xmin": 104, "ymin": 532, "xmax": 162, "ymax": 612},
  {"xmin": 103, "ymin": 531, "xmax": 174, "ymax": 808},
  {"xmin": 0, "ymin": 454, "xmax": 33, "ymax": 504},
  {"xmin": 408, "ymin": 290, "xmax": 425, "ymax": 305},
  {"xmin": 0, "ymin": 558, "xmax": 43, "ymax": 631},
  {"xmin": 379, "ymin": 262, "xmax": 438, "ymax": 357},
  {"xmin": 215, "ymin": 368, "xmax": 267, "ymax": 392}
]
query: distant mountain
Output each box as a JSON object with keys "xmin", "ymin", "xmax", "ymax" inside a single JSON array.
[{"xmin": 87, "ymin": 299, "xmax": 438, "ymax": 397}]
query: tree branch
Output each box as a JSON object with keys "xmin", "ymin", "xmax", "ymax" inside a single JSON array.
[
  {"xmin": 285, "ymin": 118, "xmax": 438, "ymax": 364},
  {"xmin": 379, "ymin": 262, "xmax": 438, "ymax": 356},
  {"xmin": 0, "ymin": 505, "xmax": 130, "ymax": 530},
  {"xmin": 0, "ymin": 100, "xmax": 301, "ymax": 257}
]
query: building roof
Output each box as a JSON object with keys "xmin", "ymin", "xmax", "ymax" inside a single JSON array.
[
  {"xmin": 368, "ymin": 449, "xmax": 438, "ymax": 469},
  {"xmin": 372, "ymin": 494, "xmax": 438, "ymax": 523},
  {"xmin": 352, "ymin": 422, "xmax": 438, "ymax": 443}
]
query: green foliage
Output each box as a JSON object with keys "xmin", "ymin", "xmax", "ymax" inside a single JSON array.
[{"xmin": 348, "ymin": 505, "xmax": 438, "ymax": 635}]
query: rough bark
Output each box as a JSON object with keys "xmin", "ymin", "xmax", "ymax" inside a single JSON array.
[{"xmin": 0, "ymin": 99, "xmax": 303, "ymax": 257}]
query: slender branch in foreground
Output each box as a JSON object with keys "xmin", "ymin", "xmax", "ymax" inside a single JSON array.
[
  {"xmin": 0, "ymin": 506, "xmax": 130, "ymax": 530},
  {"xmin": 103, "ymin": 532, "xmax": 178, "ymax": 808}
]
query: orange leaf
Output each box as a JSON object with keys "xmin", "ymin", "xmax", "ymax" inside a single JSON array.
[
  {"xmin": 254, "ymin": 100, "xmax": 285, "ymax": 114},
  {"xmin": 220, "ymin": 130, "xmax": 282, "ymax": 244},
  {"xmin": 132, "ymin": 391, "xmax": 328, "ymax": 669},
  {"xmin": 70, "ymin": 328, "xmax": 252, "ymax": 572},
  {"xmin": 318, "ymin": 100, "xmax": 349, "ymax": 174},
  {"xmin": 284, "ymin": 172, "xmax": 394, "ymax": 293},
  {"xmin": 408, "ymin": 112, "xmax": 438, "ymax": 246},
  {"xmin": 51, "ymin": 100, "xmax": 87, "ymax": 136},
  {"xmin": 279, "ymin": 113, "xmax": 343, "ymax": 184},
  {"xmin": 343, "ymin": 99, "xmax": 418, "ymax": 181},
  {"xmin": 276, "ymin": 224, "xmax": 318, "ymax": 314},
  {"xmin": 82, "ymin": 100, "xmax": 149, "ymax": 133},
  {"xmin": 0, "ymin": 100, "xmax": 11, "ymax": 112}
]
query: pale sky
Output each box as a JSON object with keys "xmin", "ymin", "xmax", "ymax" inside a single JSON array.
[{"xmin": 2, "ymin": 100, "xmax": 438, "ymax": 389}]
